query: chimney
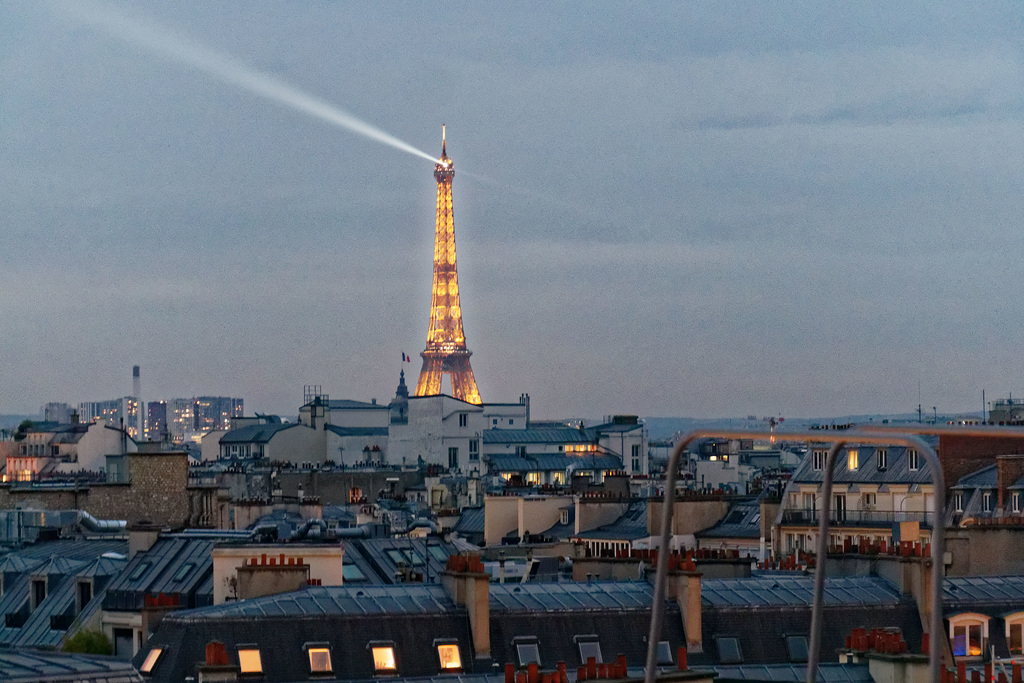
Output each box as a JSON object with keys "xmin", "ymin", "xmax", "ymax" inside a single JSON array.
[
  {"xmin": 133, "ymin": 365, "xmax": 143, "ymax": 438},
  {"xmin": 196, "ymin": 640, "xmax": 238, "ymax": 682},
  {"xmin": 441, "ymin": 555, "xmax": 490, "ymax": 658},
  {"xmin": 663, "ymin": 565, "xmax": 702, "ymax": 653}
]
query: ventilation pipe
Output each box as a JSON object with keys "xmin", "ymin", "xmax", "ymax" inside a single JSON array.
[{"xmin": 78, "ymin": 511, "xmax": 127, "ymax": 533}]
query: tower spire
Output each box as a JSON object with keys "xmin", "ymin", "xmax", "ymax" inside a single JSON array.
[{"xmin": 415, "ymin": 127, "xmax": 482, "ymax": 404}]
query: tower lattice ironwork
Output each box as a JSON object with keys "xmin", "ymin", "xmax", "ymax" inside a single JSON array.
[{"xmin": 415, "ymin": 126, "xmax": 482, "ymax": 404}]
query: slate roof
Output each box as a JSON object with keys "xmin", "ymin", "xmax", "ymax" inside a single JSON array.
[
  {"xmin": 697, "ymin": 500, "xmax": 762, "ymax": 540},
  {"xmin": 325, "ymin": 425, "xmax": 390, "ymax": 437},
  {"xmin": 0, "ymin": 649, "xmax": 142, "ymax": 683},
  {"xmin": 453, "ymin": 507, "xmax": 485, "ymax": 535},
  {"xmin": 482, "ymin": 429, "xmax": 592, "ymax": 445},
  {"xmin": 487, "ymin": 455, "xmax": 621, "ymax": 472},
  {"xmin": 944, "ymin": 575, "xmax": 1024, "ymax": 609},
  {"xmin": 326, "ymin": 399, "xmax": 389, "ymax": 411},
  {"xmin": 790, "ymin": 445, "xmax": 933, "ymax": 485},
  {"xmin": 714, "ymin": 663, "xmax": 872, "ymax": 681},
  {"xmin": 701, "ymin": 576, "xmax": 902, "ymax": 607},
  {"xmin": 345, "ymin": 538, "xmax": 460, "ymax": 585},
  {"xmin": 572, "ymin": 501, "xmax": 648, "ymax": 542},
  {"xmin": 219, "ymin": 422, "xmax": 299, "ymax": 444},
  {"xmin": 489, "ymin": 581, "xmax": 654, "ymax": 611},
  {"xmin": 951, "ymin": 464, "xmax": 997, "ymax": 490},
  {"xmin": 103, "ymin": 535, "xmax": 226, "ymax": 611}
]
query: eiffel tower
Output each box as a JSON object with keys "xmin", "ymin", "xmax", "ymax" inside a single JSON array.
[{"xmin": 414, "ymin": 126, "xmax": 482, "ymax": 404}]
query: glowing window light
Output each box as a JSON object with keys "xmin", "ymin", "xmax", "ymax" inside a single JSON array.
[
  {"xmin": 438, "ymin": 644, "xmax": 462, "ymax": 670},
  {"xmin": 140, "ymin": 648, "xmax": 163, "ymax": 673},
  {"xmin": 308, "ymin": 647, "xmax": 332, "ymax": 672},
  {"xmin": 372, "ymin": 646, "xmax": 396, "ymax": 671},
  {"xmin": 238, "ymin": 649, "xmax": 262, "ymax": 674}
]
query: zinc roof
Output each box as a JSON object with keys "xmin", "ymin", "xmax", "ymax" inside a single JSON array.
[
  {"xmin": 791, "ymin": 445, "xmax": 933, "ymax": 485},
  {"xmin": 219, "ymin": 422, "xmax": 299, "ymax": 444},
  {"xmin": 489, "ymin": 580, "xmax": 654, "ymax": 612},
  {"xmin": 487, "ymin": 454, "xmax": 621, "ymax": 472},
  {"xmin": 701, "ymin": 576, "xmax": 902, "ymax": 608},
  {"xmin": 482, "ymin": 429, "xmax": 592, "ymax": 445},
  {"xmin": 0, "ymin": 649, "xmax": 142, "ymax": 682}
]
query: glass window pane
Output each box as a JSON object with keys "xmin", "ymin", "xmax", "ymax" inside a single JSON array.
[
  {"xmin": 717, "ymin": 637, "xmax": 742, "ymax": 664},
  {"xmin": 517, "ymin": 643, "xmax": 541, "ymax": 666},
  {"xmin": 1011, "ymin": 624, "xmax": 1023, "ymax": 655},
  {"xmin": 373, "ymin": 646, "xmax": 396, "ymax": 671},
  {"xmin": 786, "ymin": 636, "xmax": 808, "ymax": 663},
  {"xmin": 309, "ymin": 648, "xmax": 332, "ymax": 672},
  {"xmin": 238, "ymin": 649, "xmax": 262, "ymax": 674},
  {"xmin": 140, "ymin": 648, "xmax": 162, "ymax": 673},
  {"xmin": 969, "ymin": 624, "xmax": 983, "ymax": 656},
  {"xmin": 656, "ymin": 641, "xmax": 673, "ymax": 665},
  {"xmin": 953, "ymin": 626, "xmax": 966, "ymax": 657},
  {"xmin": 578, "ymin": 641, "xmax": 602, "ymax": 664},
  {"xmin": 438, "ymin": 644, "xmax": 462, "ymax": 670}
]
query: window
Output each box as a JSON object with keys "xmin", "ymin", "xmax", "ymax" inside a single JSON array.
[
  {"xmin": 77, "ymin": 580, "xmax": 92, "ymax": 613},
  {"xmin": 436, "ymin": 643, "xmax": 462, "ymax": 671},
  {"xmin": 238, "ymin": 647, "xmax": 262, "ymax": 674},
  {"xmin": 812, "ymin": 450, "xmax": 826, "ymax": 471},
  {"xmin": 1014, "ymin": 492, "xmax": 1021, "ymax": 514},
  {"xmin": 847, "ymin": 449, "xmax": 859, "ymax": 471},
  {"xmin": 342, "ymin": 564, "xmax": 367, "ymax": 581},
  {"xmin": 172, "ymin": 563, "xmax": 195, "ymax": 582},
  {"xmin": 308, "ymin": 646, "xmax": 333, "ymax": 673},
  {"xmin": 1006, "ymin": 614, "xmax": 1024, "ymax": 655},
  {"xmin": 514, "ymin": 637, "xmax": 541, "ymax": 667},
  {"xmin": 515, "ymin": 445, "xmax": 527, "ymax": 457},
  {"xmin": 509, "ymin": 419, "xmax": 514, "ymax": 425},
  {"xmin": 785, "ymin": 635, "xmax": 809, "ymax": 663},
  {"xmin": 469, "ymin": 439, "xmax": 479, "ymax": 461},
  {"xmin": 129, "ymin": 562, "xmax": 151, "ymax": 582},
  {"xmin": 349, "ymin": 487, "xmax": 363, "ymax": 503},
  {"xmin": 493, "ymin": 418, "xmax": 498, "ymax": 426},
  {"xmin": 716, "ymin": 636, "xmax": 742, "ymax": 664},
  {"xmin": 908, "ymin": 449, "xmax": 919, "ymax": 471},
  {"xmin": 32, "ymin": 579, "xmax": 46, "ymax": 608},
  {"xmin": 560, "ymin": 509, "xmax": 570, "ymax": 525},
  {"xmin": 448, "ymin": 447, "xmax": 459, "ymax": 468},
  {"xmin": 803, "ymin": 493, "xmax": 817, "ymax": 516},
  {"xmin": 656, "ymin": 641, "xmax": 674, "ymax": 665},
  {"xmin": 140, "ymin": 647, "xmax": 163, "ymax": 673},
  {"xmin": 371, "ymin": 644, "xmax": 397, "ymax": 672},
  {"xmin": 574, "ymin": 635, "xmax": 602, "ymax": 664},
  {"xmin": 949, "ymin": 614, "xmax": 989, "ymax": 657},
  {"xmin": 954, "ymin": 493, "xmax": 964, "ymax": 513},
  {"xmin": 876, "ymin": 449, "xmax": 887, "ymax": 471},
  {"xmin": 458, "ymin": 413, "xmax": 468, "ymax": 427},
  {"xmin": 862, "ymin": 493, "xmax": 877, "ymax": 508},
  {"xmin": 983, "ymin": 492, "xmax": 992, "ymax": 513},
  {"xmin": 834, "ymin": 494, "xmax": 847, "ymax": 523}
]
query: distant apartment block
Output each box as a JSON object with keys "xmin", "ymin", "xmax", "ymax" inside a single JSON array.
[
  {"xmin": 78, "ymin": 397, "xmax": 141, "ymax": 439},
  {"xmin": 162, "ymin": 397, "xmax": 244, "ymax": 443},
  {"xmin": 42, "ymin": 402, "xmax": 73, "ymax": 423}
]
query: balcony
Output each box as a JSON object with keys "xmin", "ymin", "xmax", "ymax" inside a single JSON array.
[{"xmin": 780, "ymin": 508, "xmax": 933, "ymax": 529}]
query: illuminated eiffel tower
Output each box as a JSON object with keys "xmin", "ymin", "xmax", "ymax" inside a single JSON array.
[{"xmin": 414, "ymin": 126, "xmax": 482, "ymax": 404}]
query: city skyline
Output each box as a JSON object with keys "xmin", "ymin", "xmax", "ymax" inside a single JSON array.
[{"xmin": 3, "ymin": 2, "xmax": 1023, "ymax": 419}]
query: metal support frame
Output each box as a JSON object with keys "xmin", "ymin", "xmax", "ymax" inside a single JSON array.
[{"xmin": 643, "ymin": 428, "xmax": 946, "ymax": 683}]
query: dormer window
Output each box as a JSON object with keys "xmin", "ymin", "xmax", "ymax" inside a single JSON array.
[
  {"xmin": 574, "ymin": 635, "xmax": 603, "ymax": 664},
  {"xmin": 238, "ymin": 646, "xmax": 263, "ymax": 674},
  {"xmin": 1006, "ymin": 613, "xmax": 1024, "ymax": 655},
  {"xmin": 949, "ymin": 614, "xmax": 989, "ymax": 657},
  {"xmin": 812, "ymin": 450, "xmax": 826, "ymax": 471},
  {"xmin": 908, "ymin": 449, "xmax": 919, "ymax": 471},
  {"xmin": 514, "ymin": 637, "xmax": 541, "ymax": 667},
  {"xmin": 370, "ymin": 642, "xmax": 397, "ymax": 674},
  {"xmin": 435, "ymin": 641, "xmax": 462, "ymax": 671},
  {"xmin": 306, "ymin": 644, "xmax": 333, "ymax": 674},
  {"xmin": 954, "ymin": 493, "xmax": 964, "ymax": 512},
  {"xmin": 876, "ymin": 449, "xmax": 887, "ymax": 471},
  {"xmin": 847, "ymin": 449, "xmax": 859, "ymax": 471},
  {"xmin": 140, "ymin": 647, "xmax": 164, "ymax": 674},
  {"xmin": 982, "ymin": 492, "xmax": 992, "ymax": 513},
  {"xmin": 458, "ymin": 413, "xmax": 468, "ymax": 428},
  {"xmin": 1013, "ymin": 492, "xmax": 1021, "ymax": 514},
  {"xmin": 560, "ymin": 509, "xmax": 569, "ymax": 525}
]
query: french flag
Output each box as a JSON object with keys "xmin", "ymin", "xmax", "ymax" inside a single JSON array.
[{"xmin": 401, "ymin": 352, "xmax": 412, "ymax": 363}]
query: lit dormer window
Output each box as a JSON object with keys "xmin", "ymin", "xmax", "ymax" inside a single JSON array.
[
  {"xmin": 370, "ymin": 643, "xmax": 397, "ymax": 673},
  {"xmin": 436, "ymin": 642, "xmax": 462, "ymax": 671},
  {"xmin": 238, "ymin": 647, "xmax": 262, "ymax": 674},
  {"xmin": 847, "ymin": 449, "xmax": 859, "ymax": 471},
  {"xmin": 140, "ymin": 647, "xmax": 164, "ymax": 674},
  {"xmin": 306, "ymin": 644, "xmax": 332, "ymax": 673},
  {"xmin": 949, "ymin": 613, "xmax": 989, "ymax": 657}
]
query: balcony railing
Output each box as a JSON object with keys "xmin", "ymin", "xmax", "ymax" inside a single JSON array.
[{"xmin": 780, "ymin": 508, "xmax": 933, "ymax": 528}]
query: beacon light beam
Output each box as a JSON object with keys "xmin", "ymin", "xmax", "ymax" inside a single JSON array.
[{"xmin": 59, "ymin": 1, "xmax": 439, "ymax": 165}]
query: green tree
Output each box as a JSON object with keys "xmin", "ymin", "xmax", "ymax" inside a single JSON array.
[
  {"xmin": 63, "ymin": 629, "xmax": 113, "ymax": 655},
  {"xmin": 13, "ymin": 420, "xmax": 32, "ymax": 442}
]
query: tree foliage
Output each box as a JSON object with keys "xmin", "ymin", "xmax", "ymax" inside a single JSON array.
[{"xmin": 63, "ymin": 629, "xmax": 113, "ymax": 655}]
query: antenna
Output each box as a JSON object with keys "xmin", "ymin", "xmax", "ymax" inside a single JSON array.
[{"xmin": 441, "ymin": 123, "xmax": 447, "ymax": 156}]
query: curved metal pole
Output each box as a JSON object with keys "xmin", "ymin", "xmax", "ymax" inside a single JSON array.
[
  {"xmin": 643, "ymin": 429, "xmax": 946, "ymax": 683},
  {"xmin": 807, "ymin": 440, "xmax": 845, "ymax": 682}
]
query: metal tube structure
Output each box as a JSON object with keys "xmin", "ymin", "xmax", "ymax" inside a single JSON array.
[{"xmin": 643, "ymin": 428, "xmax": 946, "ymax": 683}]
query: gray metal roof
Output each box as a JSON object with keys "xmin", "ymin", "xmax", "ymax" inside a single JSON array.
[
  {"xmin": 326, "ymin": 400, "xmax": 389, "ymax": 411},
  {"xmin": 325, "ymin": 425, "xmax": 389, "ymax": 437},
  {"xmin": 453, "ymin": 507, "xmax": 485, "ymax": 535},
  {"xmin": 169, "ymin": 584, "xmax": 459, "ymax": 620},
  {"xmin": 487, "ymin": 454, "xmax": 621, "ymax": 472},
  {"xmin": 482, "ymin": 428, "xmax": 592, "ymax": 445},
  {"xmin": 219, "ymin": 422, "xmax": 299, "ymax": 444},
  {"xmin": 714, "ymin": 663, "xmax": 872, "ymax": 682},
  {"xmin": 952, "ymin": 464, "xmax": 997, "ymax": 489},
  {"xmin": 944, "ymin": 575, "xmax": 1024, "ymax": 608},
  {"xmin": 573, "ymin": 501, "xmax": 648, "ymax": 541},
  {"xmin": 701, "ymin": 576, "xmax": 902, "ymax": 608},
  {"xmin": 489, "ymin": 580, "xmax": 654, "ymax": 612},
  {"xmin": 0, "ymin": 649, "xmax": 142, "ymax": 682},
  {"xmin": 791, "ymin": 445, "xmax": 933, "ymax": 485},
  {"xmin": 697, "ymin": 500, "xmax": 762, "ymax": 539}
]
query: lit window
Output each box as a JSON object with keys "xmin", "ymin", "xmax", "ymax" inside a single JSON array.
[
  {"xmin": 437, "ymin": 643, "xmax": 462, "ymax": 670},
  {"xmin": 1007, "ymin": 614, "xmax": 1024, "ymax": 655},
  {"xmin": 949, "ymin": 614, "xmax": 989, "ymax": 657},
  {"xmin": 238, "ymin": 648, "xmax": 262, "ymax": 674},
  {"xmin": 308, "ymin": 647, "xmax": 332, "ymax": 673},
  {"xmin": 140, "ymin": 647, "xmax": 163, "ymax": 673},
  {"xmin": 372, "ymin": 645, "xmax": 396, "ymax": 672},
  {"xmin": 847, "ymin": 449, "xmax": 859, "ymax": 471},
  {"xmin": 908, "ymin": 449, "xmax": 919, "ymax": 471}
]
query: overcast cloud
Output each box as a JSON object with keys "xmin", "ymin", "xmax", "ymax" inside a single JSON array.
[{"xmin": 2, "ymin": 1, "xmax": 1023, "ymax": 420}]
